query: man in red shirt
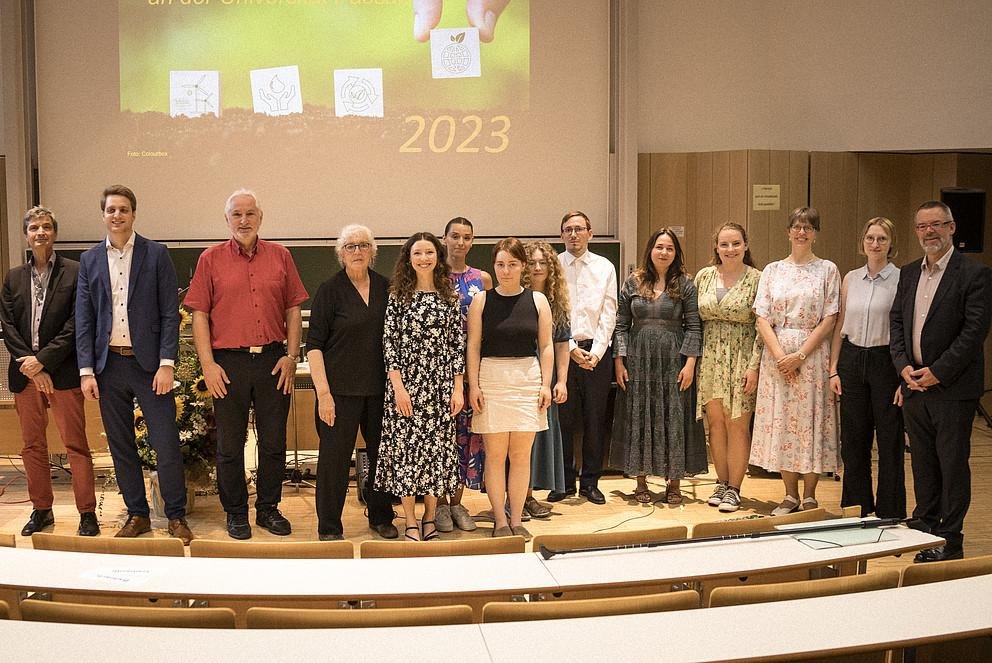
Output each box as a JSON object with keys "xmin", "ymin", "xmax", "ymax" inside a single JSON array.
[{"xmin": 185, "ymin": 189, "xmax": 307, "ymax": 539}]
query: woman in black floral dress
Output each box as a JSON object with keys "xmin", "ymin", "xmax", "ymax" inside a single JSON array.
[{"xmin": 375, "ymin": 232, "xmax": 465, "ymax": 541}]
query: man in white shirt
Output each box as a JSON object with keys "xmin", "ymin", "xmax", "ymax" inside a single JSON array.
[{"xmin": 549, "ymin": 211, "xmax": 617, "ymax": 505}]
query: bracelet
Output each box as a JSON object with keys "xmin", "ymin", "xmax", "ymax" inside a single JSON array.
[{"xmin": 829, "ymin": 373, "xmax": 838, "ymax": 378}]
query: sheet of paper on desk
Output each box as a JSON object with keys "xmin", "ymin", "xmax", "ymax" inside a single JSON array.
[
  {"xmin": 792, "ymin": 528, "xmax": 896, "ymax": 550},
  {"xmin": 80, "ymin": 567, "xmax": 154, "ymax": 587}
]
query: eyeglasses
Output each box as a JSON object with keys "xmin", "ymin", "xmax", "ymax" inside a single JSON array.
[
  {"xmin": 790, "ymin": 224, "xmax": 815, "ymax": 234},
  {"xmin": 914, "ymin": 220, "xmax": 952, "ymax": 233},
  {"xmin": 561, "ymin": 226, "xmax": 588, "ymax": 236},
  {"xmin": 343, "ymin": 242, "xmax": 372, "ymax": 253}
]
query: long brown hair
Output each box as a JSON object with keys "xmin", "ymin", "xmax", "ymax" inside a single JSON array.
[
  {"xmin": 709, "ymin": 222, "xmax": 757, "ymax": 268},
  {"xmin": 634, "ymin": 228, "xmax": 688, "ymax": 300},
  {"xmin": 390, "ymin": 232, "xmax": 456, "ymax": 305},
  {"xmin": 523, "ymin": 240, "xmax": 570, "ymax": 329}
]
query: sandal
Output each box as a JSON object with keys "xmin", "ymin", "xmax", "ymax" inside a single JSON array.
[
  {"xmin": 523, "ymin": 496, "xmax": 552, "ymax": 519},
  {"xmin": 634, "ymin": 488, "xmax": 653, "ymax": 504},
  {"xmin": 422, "ymin": 520, "xmax": 439, "ymax": 541},
  {"xmin": 665, "ymin": 485, "xmax": 683, "ymax": 505},
  {"xmin": 404, "ymin": 525, "xmax": 421, "ymax": 541}
]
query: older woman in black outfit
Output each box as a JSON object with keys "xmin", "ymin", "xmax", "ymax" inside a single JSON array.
[{"xmin": 306, "ymin": 224, "xmax": 397, "ymax": 541}]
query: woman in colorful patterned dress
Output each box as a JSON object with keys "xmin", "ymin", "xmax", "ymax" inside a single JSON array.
[
  {"xmin": 694, "ymin": 223, "xmax": 762, "ymax": 512},
  {"xmin": 433, "ymin": 217, "xmax": 492, "ymax": 533},
  {"xmin": 750, "ymin": 207, "xmax": 841, "ymax": 516},
  {"xmin": 376, "ymin": 232, "xmax": 465, "ymax": 541}
]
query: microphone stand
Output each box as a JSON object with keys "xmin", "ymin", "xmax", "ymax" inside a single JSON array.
[{"xmin": 538, "ymin": 517, "xmax": 925, "ymax": 561}]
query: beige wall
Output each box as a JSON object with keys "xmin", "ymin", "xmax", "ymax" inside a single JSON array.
[{"xmin": 638, "ymin": 0, "xmax": 992, "ymax": 153}]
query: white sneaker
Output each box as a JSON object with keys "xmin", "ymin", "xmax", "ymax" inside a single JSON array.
[
  {"xmin": 771, "ymin": 495, "xmax": 800, "ymax": 516},
  {"xmin": 718, "ymin": 487, "xmax": 741, "ymax": 512},
  {"xmin": 707, "ymin": 483, "xmax": 728, "ymax": 507}
]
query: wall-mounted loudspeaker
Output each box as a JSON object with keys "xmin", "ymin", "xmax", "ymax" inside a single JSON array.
[{"xmin": 941, "ymin": 187, "xmax": 985, "ymax": 253}]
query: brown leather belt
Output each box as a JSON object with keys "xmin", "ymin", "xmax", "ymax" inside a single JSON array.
[{"xmin": 108, "ymin": 345, "xmax": 135, "ymax": 357}]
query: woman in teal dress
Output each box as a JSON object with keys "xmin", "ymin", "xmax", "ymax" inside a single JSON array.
[{"xmin": 522, "ymin": 240, "xmax": 570, "ymax": 517}]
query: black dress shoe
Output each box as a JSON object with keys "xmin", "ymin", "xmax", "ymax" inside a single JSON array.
[
  {"xmin": 580, "ymin": 486, "xmax": 607, "ymax": 505},
  {"xmin": 77, "ymin": 512, "xmax": 100, "ymax": 537},
  {"xmin": 256, "ymin": 508, "xmax": 292, "ymax": 536},
  {"xmin": 227, "ymin": 513, "xmax": 252, "ymax": 540},
  {"xmin": 371, "ymin": 522, "xmax": 399, "ymax": 539},
  {"xmin": 21, "ymin": 509, "xmax": 55, "ymax": 536},
  {"xmin": 546, "ymin": 488, "xmax": 576, "ymax": 503},
  {"xmin": 913, "ymin": 545, "xmax": 964, "ymax": 563},
  {"xmin": 319, "ymin": 532, "xmax": 344, "ymax": 541}
]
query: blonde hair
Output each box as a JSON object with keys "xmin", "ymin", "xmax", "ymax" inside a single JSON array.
[{"xmin": 858, "ymin": 217, "xmax": 898, "ymax": 260}]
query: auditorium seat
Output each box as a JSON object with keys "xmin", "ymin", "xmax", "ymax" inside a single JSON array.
[
  {"xmin": 900, "ymin": 553, "xmax": 992, "ymax": 587},
  {"xmin": 190, "ymin": 539, "xmax": 354, "ymax": 559},
  {"xmin": 531, "ymin": 525, "xmax": 688, "ymax": 555},
  {"xmin": 707, "ymin": 569, "xmax": 900, "ymax": 607},
  {"xmin": 31, "ymin": 532, "xmax": 184, "ymax": 557},
  {"xmin": 691, "ymin": 507, "xmax": 829, "ymax": 538},
  {"xmin": 482, "ymin": 590, "xmax": 699, "ymax": 623},
  {"xmin": 20, "ymin": 599, "xmax": 236, "ymax": 628},
  {"xmin": 359, "ymin": 536, "xmax": 524, "ymax": 558},
  {"xmin": 246, "ymin": 604, "xmax": 473, "ymax": 629}
]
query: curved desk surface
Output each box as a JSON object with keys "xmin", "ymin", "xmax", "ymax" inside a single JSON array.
[
  {"xmin": 0, "ymin": 575, "xmax": 989, "ymax": 663},
  {"xmin": 0, "ymin": 525, "xmax": 941, "ymax": 602}
]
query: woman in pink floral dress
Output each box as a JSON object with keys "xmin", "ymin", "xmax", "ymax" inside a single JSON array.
[{"xmin": 750, "ymin": 207, "xmax": 840, "ymax": 516}]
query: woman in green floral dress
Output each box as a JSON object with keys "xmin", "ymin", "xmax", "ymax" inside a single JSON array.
[{"xmin": 694, "ymin": 223, "xmax": 762, "ymax": 512}]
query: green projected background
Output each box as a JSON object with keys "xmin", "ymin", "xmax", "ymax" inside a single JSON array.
[{"xmin": 119, "ymin": 0, "xmax": 530, "ymax": 113}]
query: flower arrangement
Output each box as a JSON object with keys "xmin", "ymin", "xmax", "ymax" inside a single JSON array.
[{"xmin": 134, "ymin": 309, "xmax": 216, "ymax": 488}]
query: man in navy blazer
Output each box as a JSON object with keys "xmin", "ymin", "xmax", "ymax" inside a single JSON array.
[
  {"xmin": 890, "ymin": 200, "xmax": 992, "ymax": 562},
  {"xmin": 75, "ymin": 185, "xmax": 194, "ymax": 545}
]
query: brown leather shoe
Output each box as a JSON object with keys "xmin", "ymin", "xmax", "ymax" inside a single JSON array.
[
  {"xmin": 168, "ymin": 518, "xmax": 194, "ymax": 546},
  {"xmin": 115, "ymin": 514, "xmax": 152, "ymax": 538}
]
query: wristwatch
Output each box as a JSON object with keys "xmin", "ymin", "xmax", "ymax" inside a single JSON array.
[
  {"xmin": 797, "ymin": 351, "xmax": 807, "ymax": 361},
  {"xmin": 287, "ymin": 354, "xmax": 299, "ymax": 362}
]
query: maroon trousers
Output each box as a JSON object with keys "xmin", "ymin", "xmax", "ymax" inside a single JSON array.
[{"xmin": 14, "ymin": 382, "xmax": 96, "ymax": 513}]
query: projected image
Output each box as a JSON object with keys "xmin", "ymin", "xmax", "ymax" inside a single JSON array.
[{"xmin": 119, "ymin": 0, "xmax": 528, "ymax": 116}]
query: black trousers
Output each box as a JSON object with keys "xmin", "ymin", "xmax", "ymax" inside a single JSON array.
[
  {"xmin": 213, "ymin": 347, "xmax": 291, "ymax": 515},
  {"xmin": 837, "ymin": 340, "xmax": 906, "ymax": 519},
  {"xmin": 315, "ymin": 394, "xmax": 393, "ymax": 537},
  {"xmin": 558, "ymin": 342, "xmax": 613, "ymax": 489},
  {"xmin": 902, "ymin": 392, "xmax": 977, "ymax": 551}
]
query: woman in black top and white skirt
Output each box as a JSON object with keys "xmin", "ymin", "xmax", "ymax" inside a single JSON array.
[{"xmin": 467, "ymin": 237, "xmax": 553, "ymax": 539}]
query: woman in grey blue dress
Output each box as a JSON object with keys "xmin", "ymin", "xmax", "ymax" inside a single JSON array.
[
  {"xmin": 522, "ymin": 240, "xmax": 570, "ymax": 516},
  {"xmin": 609, "ymin": 227, "xmax": 706, "ymax": 505}
]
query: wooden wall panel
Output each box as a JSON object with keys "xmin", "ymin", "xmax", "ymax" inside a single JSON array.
[
  {"xmin": 810, "ymin": 152, "xmax": 859, "ymax": 276},
  {"xmin": 636, "ymin": 153, "xmax": 653, "ymax": 272},
  {"xmin": 686, "ymin": 152, "xmax": 714, "ymax": 274}
]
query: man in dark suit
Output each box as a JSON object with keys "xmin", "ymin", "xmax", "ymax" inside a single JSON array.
[
  {"xmin": 890, "ymin": 200, "xmax": 992, "ymax": 562},
  {"xmin": 75, "ymin": 185, "xmax": 194, "ymax": 545},
  {"xmin": 1, "ymin": 206, "xmax": 98, "ymax": 537}
]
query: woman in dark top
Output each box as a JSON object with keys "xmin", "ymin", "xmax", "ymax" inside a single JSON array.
[
  {"xmin": 467, "ymin": 237, "xmax": 553, "ymax": 539},
  {"xmin": 306, "ymin": 224, "xmax": 397, "ymax": 541}
]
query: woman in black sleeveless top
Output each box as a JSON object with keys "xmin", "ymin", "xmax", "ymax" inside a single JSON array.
[{"xmin": 467, "ymin": 237, "xmax": 553, "ymax": 540}]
